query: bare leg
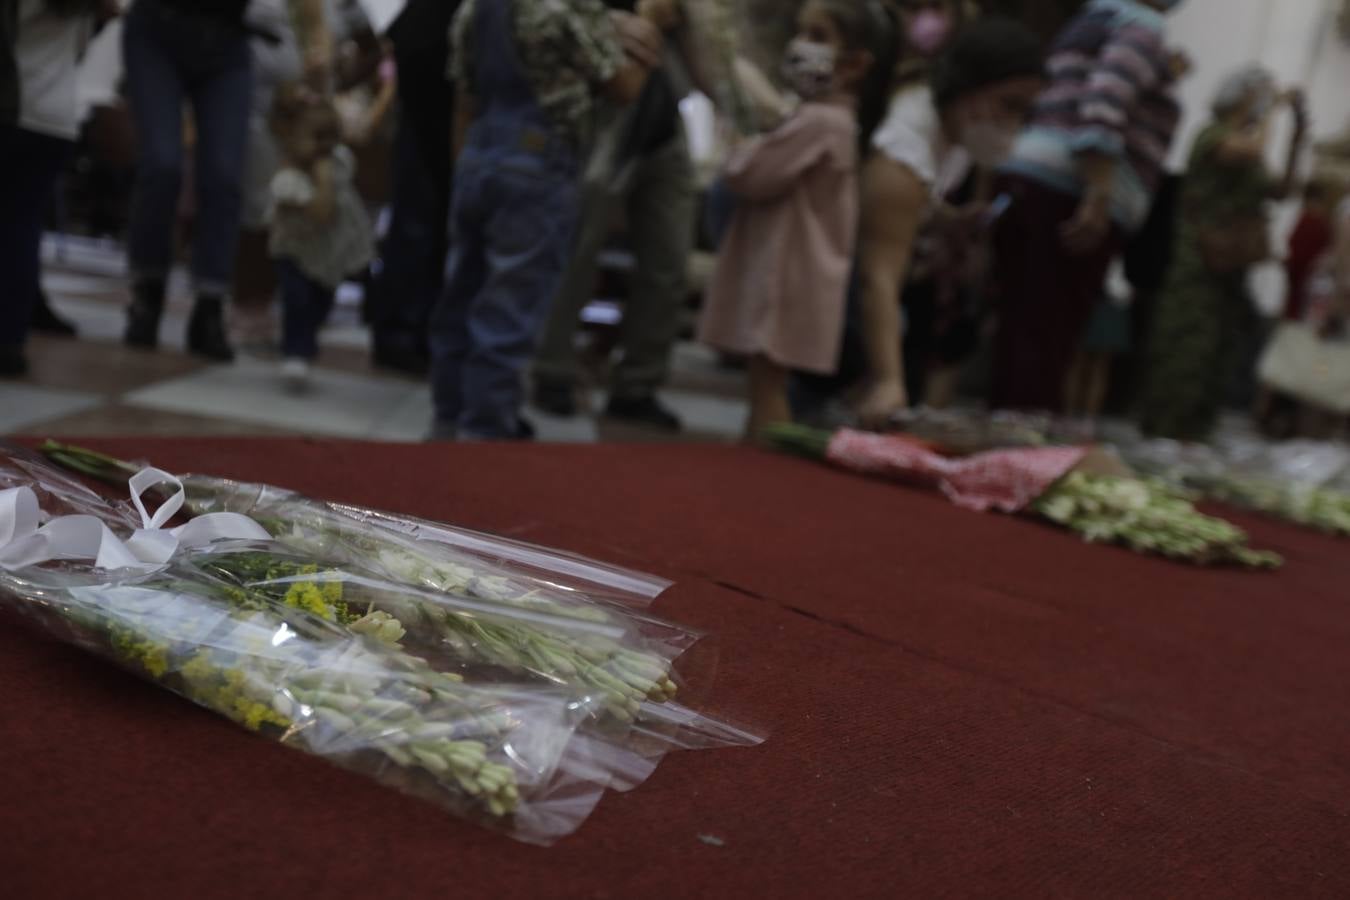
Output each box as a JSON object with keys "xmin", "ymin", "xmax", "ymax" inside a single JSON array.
[
  {"xmin": 1084, "ymin": 353, "xmax": 1112, "ymax": 420},
  {"xmin": 924, "ymin": 366, "xmax": 960, "ymax": 410},
  {"xmin": 1063, "ymin": 351, "xmax": 1087, "ymax": 418},
  {"xmin": 746, "ymin": 354, "xmax": 792, "ymax": 441}
]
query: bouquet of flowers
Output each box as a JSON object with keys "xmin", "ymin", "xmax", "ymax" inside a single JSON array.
[
  {"xmin": 1117, "ymin": 436, "xmax": 1350, "ymax": 539},
  {"xmin": 0, "ymin": 442, "xmax": 761, "ymax": 844},
  {"xmin": 764, "ymin": 425, "xmax": 1281, "ymax": 568}
]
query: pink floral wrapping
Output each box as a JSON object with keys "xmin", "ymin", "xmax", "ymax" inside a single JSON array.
[{"xmin": 825, "ymin": 429, "xmax": 1088, "ymax": 513}]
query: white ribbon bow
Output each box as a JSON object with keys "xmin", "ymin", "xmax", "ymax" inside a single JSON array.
[{"xmin": 0, "ymin": 467, "xmax": 270, "ymax": 572}]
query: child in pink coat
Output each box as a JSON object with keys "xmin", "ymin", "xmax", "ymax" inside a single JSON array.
[{"xmin": 700, "ymin": 0, "xmax": 896, "ymax": 436}]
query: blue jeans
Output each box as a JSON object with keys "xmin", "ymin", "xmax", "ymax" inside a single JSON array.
[
  {"xmin": 430, "ymin": 138, "xmax": 579, "ymax": 439},
  {"xmin": 123, "ymin": 0, "xmax": 253, "ymax": 295},
  {"xmin": 275, "ymin": 259, "xmax": 333, "ymax": 360},
  {"xmin": 0, "ymin": 126, "xmax": 72, "ymax": 348}
]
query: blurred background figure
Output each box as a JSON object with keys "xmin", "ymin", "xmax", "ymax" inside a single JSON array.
[
  {"xmin": 1283, "ymin": 177, "xmax": 1341, "ymax": 330},
  {"xmin": 231, "ymin": 0, "xmax": 303, "ymax": 352},
  {"xmin": 990, "ymin": 0, "xmax": 1186, "ymax": 413},
  {"xmin": 1, "ymin": 0, "xmax": 98, "ymax": 377},
  {"xmin": 851, "ymin": 13, "xmax": 1045, "ymax": 426},
  {"xmin": 428, "ymin": 0, "xmax": 661, "ymax": 440},
  {"xmin": 531, "ymin": 0, "xmax": 696, "ymax": 433},
  {"xmin": 366, "ymin": 0, "xmax": 462, "ymax": 377},
  {"xmin": 1255, "ymin": 137, "xmax": 1350, "ymax": 440},
  {"xmin": 267, "ymin": 82, "xmax": 373, "ymax": 391},
  {"xmin": 122, "ymin": 0, "xmax": 263, "ymax": 361},
  {"xmin": 699, "ymin": 0, "xmax": 895, "ymax": 437},
  {"xmin": 1139, "ymin": 67, "xmax": 1307, "ymax": 441}
]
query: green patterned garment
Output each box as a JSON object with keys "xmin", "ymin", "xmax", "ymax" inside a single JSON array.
[
  {"xmin": 1138, "ymin": 122, "xmax": 1274, "ymax": 441},
  {"xmin": 450, "ymin": 0, "xmax": 626, "ymax": 146}
]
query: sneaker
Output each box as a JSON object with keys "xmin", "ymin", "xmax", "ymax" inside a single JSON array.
[
  {"xmin": 31, "ymin": 290, "xmax": 77, "ymax": 338},
  {"xmin": 605, "ymin": 394, "xmax": 682, "ymax": 432},
  {"xmin": 0, "ymin": 344, "xmax": 28, "ymax": 378},
  {"xmin": 532, "ymin": 378, "xmax": 578, "ymax": 417},
  {"xmin": 280, "ymin": 357, "xmax": 310, "ymax": 391}
]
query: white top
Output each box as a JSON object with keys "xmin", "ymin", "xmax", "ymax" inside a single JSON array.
[
  {"xmin": 269, "ymin": 145, "xmax": 375, "ymax": 289},
  {"xmin": 871, "ymin": 84, "xmax": 970, "ymax": 198},
  {"xmin": 15, "ymin": 0, "xmax": 91, "ymax": 140}
]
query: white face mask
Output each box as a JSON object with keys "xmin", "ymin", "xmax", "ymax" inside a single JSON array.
[
  {"xmin": 782, "ymin": 38, "xmax": 837, "ymax": 100},
  {"xmin": 958, "ymin": 119, "xmax": 1019, "ymax": 167}
]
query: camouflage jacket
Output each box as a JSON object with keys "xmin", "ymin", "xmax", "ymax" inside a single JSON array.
[{"xmin": 450, "ymin": 0, "xmax": 625, "ymax": 146}]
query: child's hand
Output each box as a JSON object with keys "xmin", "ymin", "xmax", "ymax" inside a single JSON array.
[
  {"xmin": 610, "ymin": 10, "xmax": 664, "ymax": 70},
  {"xmin": 637, "ymin": 0, "xmax": 682, "ymax": 30}
]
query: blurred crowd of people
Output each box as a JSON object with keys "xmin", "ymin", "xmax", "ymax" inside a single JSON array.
[{"xmin": 3, "ymin": 0, "xmax": 1348, "ymax": 442}]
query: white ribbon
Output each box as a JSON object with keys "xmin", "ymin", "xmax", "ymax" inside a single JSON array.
[{"xmin": 0, "ymin": 467, "xmax": 270, "ymax": 572}]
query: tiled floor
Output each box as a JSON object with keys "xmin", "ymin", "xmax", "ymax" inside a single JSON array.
[{"xmin": 2, "ymin": 237, "xmax": 748, "ymax": 442}]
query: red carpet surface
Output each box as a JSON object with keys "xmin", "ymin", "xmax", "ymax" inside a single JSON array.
[{"xmin": 3, "ymin": 438, "xmax": 1349, "ymax": 898}]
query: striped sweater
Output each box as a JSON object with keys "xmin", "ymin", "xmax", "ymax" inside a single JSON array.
[{"xmin": 1001, "ymin": 0, "xmax": 1181, "ymax": 232}]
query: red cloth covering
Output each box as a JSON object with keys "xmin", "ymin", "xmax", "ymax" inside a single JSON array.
[
  {"xmin": 4, "ymin": 439, "xmax": 1350, "ymax": 897},
  {"xmin": 1285, "ymin": 208, "xmax": 1333, "ymax": 321},
  {"xmin": 827, "ymin": 429, "xmax": 1087, "ymax": 512}
]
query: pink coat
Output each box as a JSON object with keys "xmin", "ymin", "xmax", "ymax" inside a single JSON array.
[{"xmin": 699, "ymin": 98, "xmax": 859, "ymax": 375}]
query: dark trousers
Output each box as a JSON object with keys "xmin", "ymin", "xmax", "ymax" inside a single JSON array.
[
  {"xmin": 276, "ymin": 259, "xmax": 333, "ymax": 360},
  {"xmin": 534, "ymin": 124, "xmax": 695, "ymax": 400},
  {"xmin": 369, "ymin": 3, "xmax": 457, "ymax": 357},
  {"xmin": 368, "ymin": 110, "xmax": 450, "ymax": 355},
  {"xmin": 123, "ymin": 0, "xmax": 252, "ymax": 295},
  {"xmin": 0, "ymin": 126, "xmax": 72, "ymax": 348},
  {"xmin": 991, "ymin": 175, "xmax": 1124, "ymax": 412}
]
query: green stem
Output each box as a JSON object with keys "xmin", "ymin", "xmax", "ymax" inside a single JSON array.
[
  {"xmin": 40, "ymin": 440, "xmax": 142, "ymax": 485},
  {"xmin": 759, "ymin": 423, "xmax": 833, "ymax": 460}
]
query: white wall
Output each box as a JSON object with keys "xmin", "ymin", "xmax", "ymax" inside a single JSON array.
[
  {"xmin": 1166, "ymin": 0, "xmax": 1347, "ymax": 171},
  {"xmin": 1164, "ymin": 0, "xmax": 1350, "ymax": 311}
]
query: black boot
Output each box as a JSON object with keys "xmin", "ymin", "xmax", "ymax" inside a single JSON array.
[
  {"xmin": 124, "ymin": 278, "xmax": 165, "ymax": 349},
  {"xmin": 187, "ymin": 294, "xmax": 235, "ymax": 362},
  {"xmin": 0, "ymin": 344, "xmax": 28, "ymax": 378},
  {"xmin": 605, "ymin": 394, "xmax": 683, "ymax": 432},
  {"xmin": 31, "ymin": 289, "xmax": 78, "ymax": 338}
]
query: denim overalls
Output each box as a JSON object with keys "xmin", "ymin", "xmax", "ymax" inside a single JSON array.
[{"xmin": 429, "ymin": 0, "xmax": 582, "ymax": 439}]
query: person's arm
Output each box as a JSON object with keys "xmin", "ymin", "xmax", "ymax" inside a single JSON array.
[
  {"xmin": 1211, "ymin": 91, "xmax": 1306, "ymax": 200},
  {"xmin": 293, "ymin": 0, "xmax": 332, "ymax": 88},
  {"xmin": 354, "ymin": 61, "xmax": 398, "ymax": 144},
  {"xmin": 1061, "ymin": 151, "xmax": 1115, "ymax": 253},
  {"xmin": 603, "ymin": 10, "xmax": 661, "ymax": 104},
  {"xmin": 721, "ymin": 108, "xmax": 835, "ymax": 200},
  {"xmin": 1060, "ymin": 26, "xmax": 1165, "ymax": 253},
  {"xmin": 1273, "ymin": 89, "xmax": 1309, "ymax": 201},
  {"xmin": 856, "ymin": 154, "xmax": 932, "ymax": 426}
]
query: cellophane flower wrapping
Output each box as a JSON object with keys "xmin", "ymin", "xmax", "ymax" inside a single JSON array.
[
  {"xmin": 764, "ymin": 425, "xmax": 1281, "ymax": 567},
  {"xmin": 1115, "ymin": 434, "xmax": 1350, "ymax": 537},
  {"xmin": 0, "ymin": 443, "xmax": 761, "ymax": 844}
]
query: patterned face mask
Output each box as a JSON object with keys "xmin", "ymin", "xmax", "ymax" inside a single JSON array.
[{"xmin": 782, "ymin": 38, "xmax": 838, "ymax": 100}]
